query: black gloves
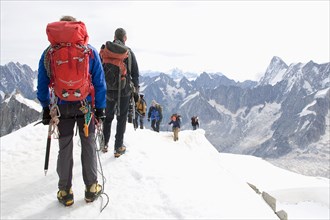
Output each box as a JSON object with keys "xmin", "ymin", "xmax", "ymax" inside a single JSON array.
[
  {"xmin": 147, "ymin": 118, "xmax": 150, "ymax": 122},
  {"xmin": 132, "ymin": 85, "xmax": 139, "ymax": 102},
  {"xmin": 134, "ymin": 86, "xmax": 140, "ymax": 94},
  {"xmin": 133, "ymin": 92, "xmax": 139, "ymax": 103},
  {"xmin": 42, "ymin": 107, "xmax": 51, "ymax": 125},
  {"xmin": 95, "ymin": 108, "xmax": 106, "ymax": 122}
]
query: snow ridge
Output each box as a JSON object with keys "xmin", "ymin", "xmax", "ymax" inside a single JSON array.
[{"xmin": 1, "ymin": 122, "xmax": 329, "ymax": 219}]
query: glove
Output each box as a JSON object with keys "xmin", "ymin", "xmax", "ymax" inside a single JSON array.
[
  {"xmin": 134, "ymin": 86, "xmax": 140, "ymax": 94},
  {"xmin": 42, "ymin": 107, "xmax": 51, "ymax": 125},
  {"xmin": 147, "ymin": 118, "xmax": 150, "ymax": 122},
  {"xmin": 133, "ymin": 92, "xmax": 139, "ymax": 103},
  {"xmin": 95, "ymin": 108, "xmax": 106, "ymax": 122}
]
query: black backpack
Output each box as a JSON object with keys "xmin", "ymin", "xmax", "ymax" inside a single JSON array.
[{"xmin": 100, "ymin": 41, "xmax": 133, "ymax": 116}]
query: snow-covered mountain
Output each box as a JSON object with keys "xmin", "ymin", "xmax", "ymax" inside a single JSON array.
[
  {"xmin": 139, "ymin": 57, "xmax": 330, "ymax": 178},
  {"xmin": 141, "ymin": 68, "xmax": 200, "ymax": 81},
  {"xmin": 259, "ymin": 56, "xmax": 289, "ymax": 86},
  {"xmin": 0, "ymin": 62, "xmax": 40, "ymax": 136},
  {"xmin": 0, "ymin": 62, "xmax": 38, "ymax": 102},
  {"xmin": 1, "ymin": 122, "xmax": 329, "ymax": 219},
  {"xmin": 1, "ymin": 57, "xmax": 329, "ymax": 178},
  {"xmin": 0, "ymin": 93, "xmax": 41, "ymax": 136}
]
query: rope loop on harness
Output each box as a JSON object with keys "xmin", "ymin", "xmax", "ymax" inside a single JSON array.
[{"xmin": 48, "ymin": 95, "xmax": 61, "ymax": 139}]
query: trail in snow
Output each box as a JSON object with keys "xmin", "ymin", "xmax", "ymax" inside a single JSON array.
[{"xmin": 1, "ymin": 121, "xmax": 329, "ymax": 219}]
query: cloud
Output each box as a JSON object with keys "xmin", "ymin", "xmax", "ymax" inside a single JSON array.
[{"xmin": 1, "ymin": 1, "xmax": 329, "ymax": 81}]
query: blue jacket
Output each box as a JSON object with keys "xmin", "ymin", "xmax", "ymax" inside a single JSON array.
[
  {"xmin": 169, "ymin": 119, "xmax": 181, "ymax": 128},
  {"xmin": 148, "ymin": 106, "xmax": 163, "ymax": 121},
  {"xmin": 37, "ymin": 45, "xmax": 106, "ymax": 109}
]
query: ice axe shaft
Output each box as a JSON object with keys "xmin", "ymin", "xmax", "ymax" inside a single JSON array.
[{"xmin": 44, "ymin": 123, "xmax": 52, "ymax": 175}]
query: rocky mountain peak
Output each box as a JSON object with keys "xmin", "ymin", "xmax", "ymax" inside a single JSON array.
[{"xmin": 258, "ymin": 56, "xmax": 289, "ymax": 86}]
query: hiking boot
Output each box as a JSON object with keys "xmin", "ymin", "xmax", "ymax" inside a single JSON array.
[
  {"xmin": 85, "ymin": 183, "xmax": 102, "ymax": 203},
  {"xmin": 114, "ymin": 146, "xmax": 126, "ymax": 158},
  {"xmin": 101, "ymin": 145, "xmax": 108, "ymax": 153},
  {"xmin": 57, "ymin": 188, "xmax": 74, "ymax": 206}
]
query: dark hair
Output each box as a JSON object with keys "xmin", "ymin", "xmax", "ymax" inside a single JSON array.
[
  {"xmin": 115, "ymin": 28, "xmax": 126, "ymax": 42},
  {"xmin": 60, "ymin": 15, "xmax": 77, "ymax": 22}
]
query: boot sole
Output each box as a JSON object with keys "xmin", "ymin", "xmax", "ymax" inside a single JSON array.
[
  {"xmin": 85, "ymin": 193, "xmax": 101, "ymax": 203},
  {"xmin": 58, "ymin": 199, "xmax": 74, "ymax": 206},
  {"xmin": 114, "ymin": 147, "xmax": 126, "ymax": 158},
  {"xmin": 114, "ymin": 151, "xmax": 125, "ymax": 158}
]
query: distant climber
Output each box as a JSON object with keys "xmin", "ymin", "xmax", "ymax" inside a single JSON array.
[
  {"xmin": 191, "ymin": 116, "xmax": 199, "ymax": 130},
  {"xmin": 134, "ymin": 93, "xmax": 147, "ymax": 129},
  {"xmin": 147, "ymin": 100, "xmax": 163, "ymax": 132},
  {"xmin": 169, "ymin": 113, "xmax": 181, "ymax": 141}
]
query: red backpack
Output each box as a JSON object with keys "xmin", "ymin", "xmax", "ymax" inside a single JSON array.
[
  {"xmin": 99, "ymin": 41, "xmax": 132, "ymax": 91},
  {"xmin": 45, "ymin": 21, "xmax": 94, "ymax": 103}
]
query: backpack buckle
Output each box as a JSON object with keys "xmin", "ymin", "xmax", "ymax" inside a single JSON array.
[
  {"xmin": 74, "ymin": 90, "xmax": 81, "ymax": 98},
  {"xmin": 73, "ymin": 57, "xmax": 84, "ymax": 62},
  {"xmin": 62, "ymin": 90, "xmax": 69, "ymax": 98},
  {"xmin": 56, "ymin": 60, "xmax": 68, "ymax": 65}
]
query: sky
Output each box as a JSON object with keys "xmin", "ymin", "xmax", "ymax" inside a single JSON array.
[
  {"xmin": 1, "ymin": 94, "xmax": 329, "ymax": 219},
  {"xmin": 1, "ymin": 1, "xmax": 329, "ymax": 82}
]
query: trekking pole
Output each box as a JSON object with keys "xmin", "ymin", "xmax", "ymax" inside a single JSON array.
[
  {"xmin": 117, "ymin": 71, "xmax": 122, "ymax": 116},
  {"xmin": 131, "ymin": 95, "xmax": 136, "ymax": 130}
]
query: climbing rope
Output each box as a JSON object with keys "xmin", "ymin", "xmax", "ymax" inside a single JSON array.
[{"xmin": 94, "ymin": 118, "xmax": 109, "ymax": 212}]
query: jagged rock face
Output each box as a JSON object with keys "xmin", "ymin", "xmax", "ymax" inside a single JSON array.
[
  {"xmin": 0, "ymin": 62, "xmax": 40, "ymax": 137},
  {"xmin": 0, "ymin": 96, "xmax": 40, "ymax": 137},
  {"xmin": 259, "ymin": 56, "xmax": 289, "ymax": 86},
  {"xmin": 194, "ymin": 72, "xmax": 237, "ymax": 89},
  {"xmin": 0, "ymin": 62, "xmax": 37, "ymax": 102}
]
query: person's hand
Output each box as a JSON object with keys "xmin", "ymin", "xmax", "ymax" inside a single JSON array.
[
  {"xmin": 95, "ymin": 108, "xmax": 106, "ymax": 122},
  {"xmin": 147, "ymin": 118, "xmax": 150, "ymax": 122},
  {"xmin": 42, "ymin": 107, "xmax": 51, "ymax": 125},
  {"xmin": 142, "ymin": 113, "xmax": 146, "ymax": 116},
  {"xmin": 134, "ymin": 86, "xmax": 140, "ymax": 94},
  {"xmin": 133, "ymin": 92, "xmax": 139, "ymax": 103}
]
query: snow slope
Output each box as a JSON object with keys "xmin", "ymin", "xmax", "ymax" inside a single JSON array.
[{"xmin": 0, "ymin": 121, "xmax": 329, "ymax": 219}]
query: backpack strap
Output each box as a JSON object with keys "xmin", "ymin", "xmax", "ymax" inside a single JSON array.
[
  {"xmin": 44, "ymin": 46, "xmax": 52, "ymax": 78},
  {"xmin": 127, "ymin": 50, "xmax": 132, "ymax": 74}
]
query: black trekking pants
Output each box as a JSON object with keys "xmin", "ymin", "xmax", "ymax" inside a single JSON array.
[
  {"xmin": 57, "ymin": 103, "xmax": 97, "ymax": 190},
  {"xmin": 151, "ymin": 119, "xmax": 161, "ymax": 132},
  {"xmin": 103, "ymin": 95, "xmax": 130, "ymax": 150}
]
